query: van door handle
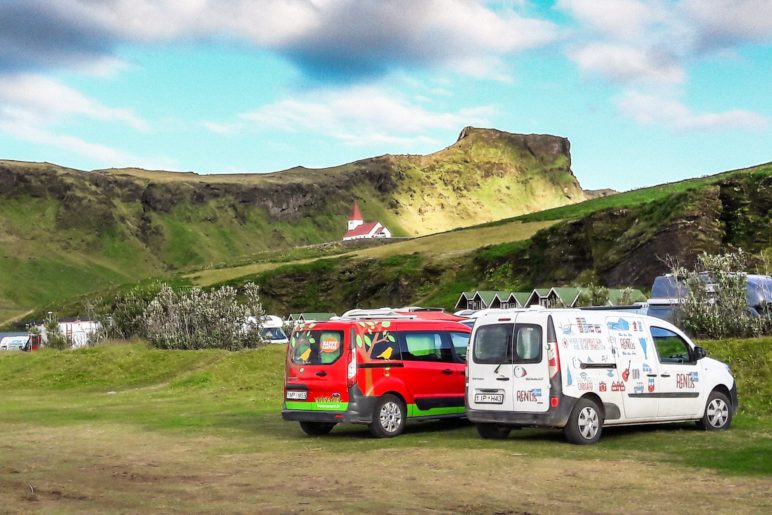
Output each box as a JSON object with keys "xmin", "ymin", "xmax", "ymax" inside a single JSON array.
[
  {"xmin": 441, "ymin": 369, "xmax": 453, "ymax": 375},
  {"xmin": 660, "ymin": 374, "xmax": 671, "ymax": 378},
  {"xmin": 315, "ymin": 371, "xmax": 327, "ymax": 377},
  {"xmin": 646, "ymin": 374, "xmax": 657, "ymax": 377}
]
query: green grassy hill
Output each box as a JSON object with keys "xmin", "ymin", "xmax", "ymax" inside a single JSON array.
[
  {"xmin": 192, "ymin": 162, "xmax": 769, "ymax": 315},
  {"xmin": 0, "ymin": 127, "xmax": 584, "ymax": 323}
]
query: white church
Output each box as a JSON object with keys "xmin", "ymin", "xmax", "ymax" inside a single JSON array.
[{"xmin": 342, "ymin": 201, "xmax": 391, "ymax": 241}]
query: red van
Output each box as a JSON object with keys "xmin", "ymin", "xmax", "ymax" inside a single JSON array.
[{"xmin": 282, "ymin": 316, "xmax": 471, "ymax": 437}]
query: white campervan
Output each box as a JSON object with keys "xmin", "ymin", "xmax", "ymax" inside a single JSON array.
[
  {"xmin": 260, "ymin": 315, "xmax": 289, "ymax": 344},
  {"xmin": 466, "ymin": 308, "xmax": 737, "ymax": 444}
]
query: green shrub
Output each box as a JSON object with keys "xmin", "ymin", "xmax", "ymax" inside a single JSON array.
[
  {"xmin": 672, "ymin": 250, "xmax": 772, "ymax": 338},
  {"xmin": 44, "ymin": 318, "xmax": 68, "ymax": 350},
  {"xmin": 103, "ymin": 282, "xmax": 165, "ymax": 339},
  {"xmin": 143, "ymin": 282, "xmax": 266, "ymax": 350}
]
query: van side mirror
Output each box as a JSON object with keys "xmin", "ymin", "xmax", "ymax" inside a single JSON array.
[{"xmin": 693, "ymin": 346, "xmax": 706, "ymax": 360}]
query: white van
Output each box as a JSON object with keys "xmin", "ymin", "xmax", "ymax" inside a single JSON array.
[
  {"xmin": 466, "ymin": 308, "xmax": 737, "ymax": 444},
  {"xmin": 260, "ymin": 315, "xmax": 289, "ymax": 344}
]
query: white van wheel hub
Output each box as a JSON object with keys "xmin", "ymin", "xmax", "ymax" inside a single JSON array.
[
  {"xmin": 578, "ymin": 406, "xmax": 600, "ymax": 440},
  {"xmin": 707, "ymin": 398, "xmax": 729, "ymax": 428}
]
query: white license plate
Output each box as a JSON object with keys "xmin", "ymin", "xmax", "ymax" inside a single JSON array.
[
  {"xmin": 286, "ymin": 390, "xmax": 307, "ymax": 400},
  {"xmin": 474, "ymin": 393, "xmax": 504, "ymax": 404}
]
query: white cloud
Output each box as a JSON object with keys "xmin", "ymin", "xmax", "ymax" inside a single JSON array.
[
  {"xmin": 0, "ymin": 74, "xmax": 148, "ymax": 131},
  {"xmin": 201, "ymin": 121, "xmax": 238, "ymax": 136},
  {"xmin": 225, "ymin": 86, "xmax": 494, "ymax": 147},
  {"xmin": 0, "ymin": 0, "xmax": 559, "ymax": 82},
  {"xmin": 557, "ymin": 0, "xmax": 667, "ymax": 39},
  {"xmin": 0, "ymin": 73, "xmax": 170, "ymax": 168},
  {"xmin": 570, "ymin": 43, "xmax": 684, "ymax": 83},
  {"xmin": 616, "ymin": 90, "xmax": 769, "ymax": 130},
  {"xmin": 560, "ymin": 0, "xmax": 772, "ymax": 85},
  {"xmin": 681, "ymin": 0, "xmax": 772, "ymax": 47}
]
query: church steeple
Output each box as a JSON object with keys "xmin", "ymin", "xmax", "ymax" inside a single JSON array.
[{"xmin": 348, "ymin": 201, "xmax": 363, "ymax": 231}]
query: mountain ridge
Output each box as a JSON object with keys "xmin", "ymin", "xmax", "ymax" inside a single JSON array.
[{"xmin": 0, "ymin": 127, "xmax": 585, "ymax": 321}]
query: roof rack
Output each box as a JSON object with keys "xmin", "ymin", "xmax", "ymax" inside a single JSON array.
[
  {"xmin": 398, "ymin": 306, "xmax": 445, "ymax": 312},
  {"xmin": 337, "ymin": 308, "xmax": 417, "ymax": 320}
]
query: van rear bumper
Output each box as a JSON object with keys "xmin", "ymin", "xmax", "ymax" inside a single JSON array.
[
  {"xmin": 281, "ymin": 385, "xmax": 377, "ymax": 425},
  {"xmin": 466, "ymin": 396, "xmax": 577, "ymax": 428}
]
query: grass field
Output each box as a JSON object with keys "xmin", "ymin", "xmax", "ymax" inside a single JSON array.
[{"xmin": 0, "ymin": 338, "xmax": 770, "ymax": 513}]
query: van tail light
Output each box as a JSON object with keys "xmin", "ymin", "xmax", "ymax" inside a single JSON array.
[
  {"xmin": 347, "ymin": 349, "xmax": 357, "ymax": 387},
  {"xmin": 547, "ymin": 342, "xmax": 560, "ymax": 379},
  {"xmin": 547, "ymin": 341, "xmax": 560, "ymax": 380},
  {"xmin": 547, "ymin": 317, "xmax": 560, "ymax": 380}
]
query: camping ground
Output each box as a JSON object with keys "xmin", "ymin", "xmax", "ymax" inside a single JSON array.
[{"xmin": 0, "ymin": 339, "xmax": 770, "ymax": 513}]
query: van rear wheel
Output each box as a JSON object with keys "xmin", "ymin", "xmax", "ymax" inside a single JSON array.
[
  {"xmin": 564, "ymin": 398, "xmax": 603, "ymax": 445},
  {"xmin": 369, "ymin": 394, "xmax": 406, "ymax": 438},
  {"xmin": 476, "ymin": 423, "xmax": 511, "ymax": 439},
  {"xmin": 299, "ymin": 421, "xmax": 336, "ymax": 436}
]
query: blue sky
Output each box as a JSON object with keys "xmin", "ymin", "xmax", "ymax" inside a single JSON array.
[{"xmin": 0, "ymin": 1, "xmax": 770, "ymax": 190}]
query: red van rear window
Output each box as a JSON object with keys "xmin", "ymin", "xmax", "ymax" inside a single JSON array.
[{"xmin": 290, "ymin": 330, "xmax": 344, "ymax": 365}]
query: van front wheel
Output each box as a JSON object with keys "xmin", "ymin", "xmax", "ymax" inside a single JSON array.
[
  {"xmin": 564, "ymin": 398, "xmax": 603, "ymax": 445},
  {"xmin": 369, "ymin": 394, "xmax": 406, "ymax": 438},
  {"xmin": 299, "ymin": 421, "xmax": 336, "ymax": 436},
  {"xmin": 476, "ymin": 423, "xmax": 511, "ymax": 439},
  {"xmin": 698, "ymin": 390, "xmax": 732, "ymax": 431}
]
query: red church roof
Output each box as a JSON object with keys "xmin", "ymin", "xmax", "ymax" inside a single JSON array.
[
  {"xmin": 344, "ymin": 222, "xmax": 380, "ymax": 239},
  {"xmin": 350, "ymin": 201, "xmax": 363, "ymax": 221}
]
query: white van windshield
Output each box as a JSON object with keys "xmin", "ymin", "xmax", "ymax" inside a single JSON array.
[
  {"xmin": 473, "ymin": 324, "xmax": 513, "ymax": 364},
  {"xmin": 261, "ymin": 327, "xmax": 287, "ymax": 341},
  {"xmin": 473, "ymin": 324, "xmax": 542, "ymax": 364}
]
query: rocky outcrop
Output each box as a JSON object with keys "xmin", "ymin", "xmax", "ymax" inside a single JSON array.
[{"xmin": 475, "ymin": 173, "xmax": 770, "ymax": 289}]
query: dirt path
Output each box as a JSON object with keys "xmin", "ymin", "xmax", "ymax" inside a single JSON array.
[{"xmin": 1, "ymin": 423, "xmax": 769, "ymax": 514}]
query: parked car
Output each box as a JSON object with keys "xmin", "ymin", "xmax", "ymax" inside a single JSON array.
[
  {"xmin": 466, "ymin": 308, "xmax": 737, "ymax": 444},
  {"xmin": 282, "ymin": 314, "xmax": 471, "ymax": 437}
]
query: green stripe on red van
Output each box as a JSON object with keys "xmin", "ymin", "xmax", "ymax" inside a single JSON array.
[
  {"xmin": 285, "ymin": 401, "xmax": 349, "ymax": 411},
  {"xmin": 285, "ymin": 401, "xmax": 464, "ymax": 418}
]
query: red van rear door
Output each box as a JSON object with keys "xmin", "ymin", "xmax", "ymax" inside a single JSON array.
[{"xmin": 286, "ymin": 325, "xmax": 349, "ymax": 412}]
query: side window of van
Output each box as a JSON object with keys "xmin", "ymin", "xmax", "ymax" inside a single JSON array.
[
  {"xmin": 370, "ymin": 331, "xmax": 401, "ymax": 361},
  {"xmin": 651, "ymin": 327, "xmax": 693, "ymax": 364},
  {"xmin": 399, "ymin": 332, "xmax": 454, "ymax": 362},
  {"xmin": 450, "ymin": 332, "xmax": 470, "ymax": 362},
  {"xmin": 514, "ymin": 325, "xmax": 542, "ymax": 363},
  {"xmin": 473, "ymin": 324, "xmax": 514, "ymax": 364}
]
